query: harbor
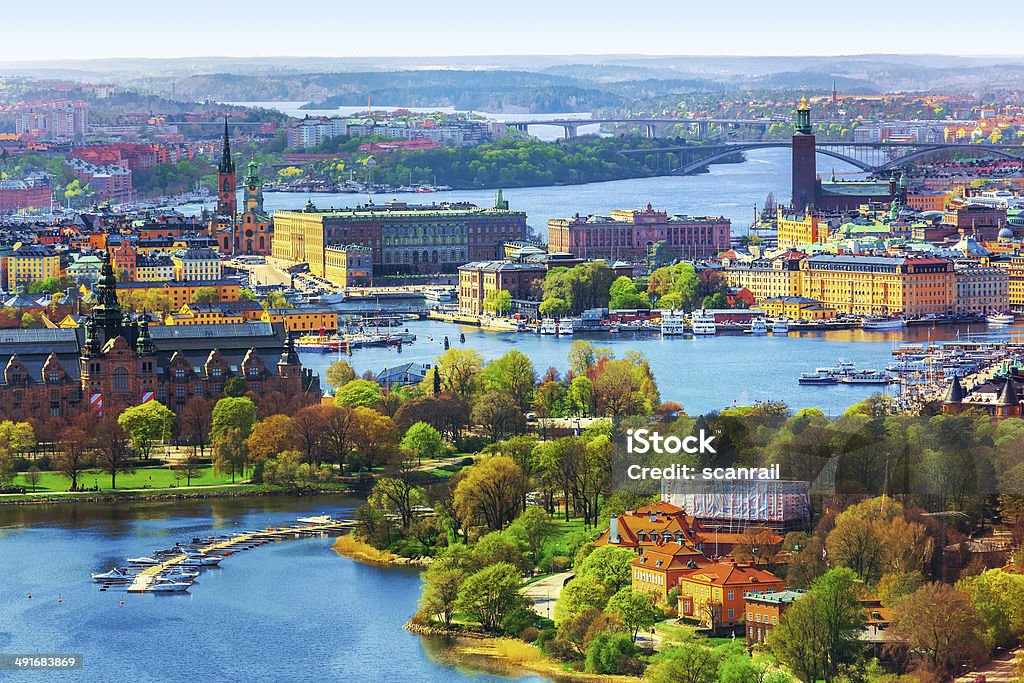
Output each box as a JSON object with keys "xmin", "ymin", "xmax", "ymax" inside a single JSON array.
[{"xmin": 92, "ymin": 517, "xmax": 355, "ymax": 594}]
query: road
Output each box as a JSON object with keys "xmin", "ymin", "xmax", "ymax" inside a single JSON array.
[
  {"xmin": 522, "ymin": 571, "xmax": 573, "ymax": 621},
  {"xmin": 956, "ymin": 649, "xmax": 1019, "ymax": 683}
]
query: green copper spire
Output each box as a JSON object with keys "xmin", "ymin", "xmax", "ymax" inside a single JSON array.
[
  {"xmin": 795, "ymin": 96, "xmax": 812, "ymax": 136},
  {"xmin": 245, "ymin": 158, "xmax": 260, "ymax": 187}
]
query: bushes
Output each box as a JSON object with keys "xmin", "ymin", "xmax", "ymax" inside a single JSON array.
[{"xmin": 585, "ymin": 631, "xmax": 641, "ymax": 675}]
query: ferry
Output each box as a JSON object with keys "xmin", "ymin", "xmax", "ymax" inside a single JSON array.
[
  {"xmin": 748, "ymin": 317, "xmax": 768, "ymax": 335},
  {"xmin": 986, "ymin": 312, "xmax": 1015, "ymax": 325},
  {"xmin": 691, "ymin": 309, "xmax": 717, "ymax": 335},
  {"xmin": 862, "ymin": 316, "xmax": 906, "ymax": 330},
  {"xmin": 838, "ymin": 370, "xmax": 895, "ymax": 385},
  {"xmin": 798, "ymin": 370, "xmax": 838, "ymax": 385},
  {"xmin": 771, "ymin": 317, "xmax": 790, "ymax": 335},
  {"xmin": 423, "ymin": 287, "xmax": 456, "ymax": 304},
  {"xmin": 557, "ymin": 320, "xmax": 576, "ymax": 335},
  {"xmin": 660, "ymin": 311, "xmax": 686, "ymax": 336},
  {"xmin": 539, "ymin": 319, "xmax": 557, "ymax": 335}
]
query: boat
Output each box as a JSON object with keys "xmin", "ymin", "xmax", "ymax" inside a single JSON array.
[
  {"xmin": 146, "ymin": 580, "xmax": 192, "ymax": 593},
  {"xmin": 557, "ymin": 320, "xmax": 575, "ymax": 335},
  {"xmin": 862, "ymin": 317, "xmax": 906, "ymax": 330},
  {"xmin": 798, "ymin": 371, "xmax": 839, "ymax": 385},
  {"xmin": 816, "ymin": 361, "xmax": 857, "ymax": 377},
  {"xmin": 297, "ymin": 515, "xmax": 334, "ymax": 524},
  {"xmin": 986, "ymin": 312, "xmax": 1015, "ymax": 325},
  {"xmin": 838, "ymin": 370, "xmax": 895, "ymax": 385},
  {"xmin": 691, "ymin": 309, "xmax": 717, "ymax": 335},
  {"xmin": 539, "ymin": 320, "xmax": 557, "ymax": 335},
  {"xmin": 771, "ymin": 317, "xmax": 790, "ymax": 335},
  {"xmin": 92, "ymin": 567, "xmax": 137, "ymax": 582},
  {"xmin": 126, "ymin": 557, "xmax": 161, "ymax": 565},
  {"xmin": 179, "ymin": 555, "xmax": 222, "ymax": 567},
  {"xmin": 160, "ymin": 569, "xmax": 200, "ymax": 580},
  {"xmin": 423, "ymin": 287, "xmax": 456, "ymax": 303},
  {"xmin": 661, "ymin": 310, "xmax": 686, "ymax": 336},
  {"xmin": 748, "ymin": 317, "xmax": 768, "ymax": 335}
]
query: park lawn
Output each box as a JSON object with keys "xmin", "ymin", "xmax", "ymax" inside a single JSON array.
[
  {"xmin": 15, "ymin": 466, "xmax": 238, "ymax": 492},
  {"xmin": 543, "ymin": 518, "xmax": 595, "ymax": 559}
]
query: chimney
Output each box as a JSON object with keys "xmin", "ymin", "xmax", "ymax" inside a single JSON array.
[{"xmin": 609, "ymin": 517, "xmax": 619, "ymax": 544}]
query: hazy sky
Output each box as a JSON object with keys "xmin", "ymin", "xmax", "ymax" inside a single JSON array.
[{"xmin": 0, "ymin": 0, "xmax": 1014, "ymax": 61}]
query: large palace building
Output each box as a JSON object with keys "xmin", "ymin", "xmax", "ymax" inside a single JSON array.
[
  {"xmin": 0, "ymin": 256, "xmax": 319, "ymax": 421},
  {"xmin": 271, "ymin": 193, "xmax": 528, "ymax": 277},
  {"xmin": 547, "ymin": 204, "xmax": 731, "ymax": 261}
]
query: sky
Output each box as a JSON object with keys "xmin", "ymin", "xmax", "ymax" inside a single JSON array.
[{"xmin": 0, "ymin": 0, "xmax": 1015, "ymax": 61}]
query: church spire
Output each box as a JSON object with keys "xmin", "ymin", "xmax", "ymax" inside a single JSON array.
[{"xmin": 219, "ymin": 117, "xmax": 234, "ymax": 174}]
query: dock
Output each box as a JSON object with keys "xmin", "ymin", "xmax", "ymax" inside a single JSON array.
[{"xmin": 125, "ymin": 519, "xmax": 355, "ymax": 593}]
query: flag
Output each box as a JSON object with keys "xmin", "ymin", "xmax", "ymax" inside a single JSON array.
[
  {"xmin": 141, "ymin": 391, "xmax": 155, "ymax": 404},
  {"xmin": 90, "ymin": 393, "xmax": 103, "ymax": 417}
]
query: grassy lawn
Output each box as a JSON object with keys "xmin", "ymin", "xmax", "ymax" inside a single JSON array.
[
  {"xmin": 655, "ymin": 621, "xmax": 735, "ymax": 647},
  {"xmin": 14, "ymin": 466, "xmax": 237, "ymax": 492}
]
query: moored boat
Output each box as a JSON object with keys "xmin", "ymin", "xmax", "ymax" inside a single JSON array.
[
  {"xmin": 557, "ymin": 320, "xmax": 575, "ymax": 335},
  {"xmin": 798, "ymin": 371, "xmax": 838, "ymax": 385},
  {"xmin": 661, "ymin": 310, "xmax": 686, "ymax": 336},
  {"xmin": 986, "ymin": 312, "xmax": 1015, "ymax": 325},
  {"xmin": 862, "ymin": 316, "xmax": 906, "ymax": 330},
  {"xmin": 691, "ymin": 309, "xmax": 717, "ymax": 335},
  {"xmin": 771, "ymin": 317, "xmax": 790, "ymax": 334},
  {"xmin": 539, "ymin": 319, "xmax": 557, "ymax": 335},
  {"xmin": 748, "ymin": 317, "xmax": 768, "ymax": 335}
]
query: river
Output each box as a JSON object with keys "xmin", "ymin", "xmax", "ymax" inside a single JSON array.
[{"xmin": 0, "ymin": 497, "xmax": 547, "ymax": 683}]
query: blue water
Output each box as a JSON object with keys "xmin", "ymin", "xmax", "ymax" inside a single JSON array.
[
  {"xmin": 0, "ymin": 498, "xmax": 546, "ymax": 683},
  {"xmin": 302, "ymin": 318, "xmax": 1024, "ymax": 416}
]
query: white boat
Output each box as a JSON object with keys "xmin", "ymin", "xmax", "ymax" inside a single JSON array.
[
  {"xmin": 297, "ymin": 515, "xmax": 334, "ymax": 525},
  {"xmin": 862, "ymin": 317, "xmax": 906, "ymax": 330},
  {"xmin": 423, "ymin": 288, "xmax": 456, "ymax": 303},
  {"xmin": 92, "ymin": 567, "xmax": 137, "ymax": 581},
  {"xmin": 539, "ymin": 319, "xmax": 557, "ymax": 335},
  {"xmin": 126, "ymin": 557, "xmax": 161, "ymax": 565},
  {"xmin": 557, "ymin": 320, "xmax": 575, "ymax": 335},
  {"xmin": 179, "ymin": 555, "xmax": 222, "ymax": 567},
  {"xmin": 146, "ymin": 580, "xmax": 192, "ymax": 593},
  {"xmin": 160, "ymin": 569, "xmax": 200, "ymax": 580},
  {"xmin": 838, "ymin": 371, "xmax": 894, "ymax": 385},
  {"xmin": 748, "ymin": 317, "xmax": 768, "ymax": 335},
  {"xmin": 691, "ymin": 309, "xmax": 717, "ymax": 335},
  {"xmin": 986, "ymin": 312, "xmax": 1015, "ymax": 325},
  {"xmin": 661, "ymin": 310, "xmax": 686, "ymax": 336},
  {"xmin": 816, "ymin": 361, "xmax": 858, "ymax": 377},
  {"xmin": 798, "ymin": 371, "xmax": 838, "ymax": 385},
  {"xmin": 771, "ymin": 317, "xmax": 790, "ymax": 334}
]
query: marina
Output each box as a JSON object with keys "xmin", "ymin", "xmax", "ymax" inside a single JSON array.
[{"xmin": 93, "ymin": 517, "xmax": 356, "ymax": 594}]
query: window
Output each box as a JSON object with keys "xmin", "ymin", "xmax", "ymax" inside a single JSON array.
[{"xmin": 113, "ymin": 368, "xmax": 129, "ymax": 392}]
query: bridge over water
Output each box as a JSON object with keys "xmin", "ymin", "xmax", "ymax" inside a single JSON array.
[{"xmin": 617, "ymin": 141, "xmax": 1024, "ymax": 175}]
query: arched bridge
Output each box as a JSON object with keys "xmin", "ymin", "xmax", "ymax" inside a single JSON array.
[{"xmin": 620, "ymin": 141, "xmax": 1024, "ymax": 175}]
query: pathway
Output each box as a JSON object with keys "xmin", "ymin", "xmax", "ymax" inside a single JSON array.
[{"xmin": 522, "ymin": 571, "xmax": 573, "ymax": 620}]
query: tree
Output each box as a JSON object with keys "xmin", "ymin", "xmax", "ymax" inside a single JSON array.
[
  {"xmin": 212, "ymin": 427, "xmax": 248, "ymax": 483},
  {"xmin": 173, "ymin": 451, "xmax": 204, "ymax": 487},
  {"xmin": 349, "ymin": 407, "xmax": 399, "ymax": 472},
  {"xmin": 321, "ymin": 405, "xmax": 355, "ymax": 471},
  {"xmin": 607, "ymin": 587, "xmax": 660, "ymax": 642},
  {"xmin": 223, "ymin": 376, "xmax": 248, "ymax": 398},
  {"xmin": 211, "ymin": 397, "xmax": 259, "ymax": 440},
  {"xmin": 539, "ymin": 297, "xmax": 569, "ymax": 319},
  {"xmin": 91, "ymin": 417, "xmax": 134, "ymax": 489},
  {"xmin": 453, "ymin": 455, "xmax": 528, "ymax": 531},
  {"xmin": 401, "ymin": 422, "xmax": 444, "ymax": 466},
  {"xmin": 292, "ymin": 405, "xmax": 329, "ymax": 465},
  {"xmin": 958, "ymin": 568, "xmax": 1024, "ymax": 648},
  {"xmin": 480, "ymin": 350, "xmax": 536, "ymax": 412},
  {"xmin": 117, "ymin": 401, "xmax": 175, "ymax": 459},
  {"xmin": 436, "ymin": 348, "xmax": 485, "ymax": 400},
  {"xmin": 889, "ymin": 582, "xmax": 986, "ymax": 677},
  {"xmin": 456, "ymin": 562, "xmax": 530, "ymax": 632},
  {"xmin": 585, "ymin": 630, "xmax": 640, "ymax": 675},
  {"xmin": 644, "ymin": 641, "xmax": 721, "ymax": 683},
  {"xmin": 178, "ymin": 397, "xmax": 213, "ymax": 457},
  {"xmin": 592, "ymin": 357, "xmax": 658, "ymax": 417},
  {"xmin": 246, "ymin": 414, "xmax": 297, "ymax": 463},
  {"xmin": 701, "ymin": 292, "xmax": 728, "ymax": 309},
  {"xmin": 54, "ymin": 426, "xmax": 91, "ymax": 491},
  {"xmin": 371, "ymin": 477, "xmax": 426, "ymax": 530},
  {"xmin": 483, "ymin": 289, "xmax": 513, "ymax": 315},
  {"xmin": 609, "ymin": 276, "xmax": 650, "ymax": 310},
  {"xmin": 576, "ymin": 545, "xmax": 636, "ymax": 594},
  {"xmin": 326, "ymin": 360, "xmax": 356, "ymax": 391},
  {"xmin": 334, "ymin": 379, "xmax": 383, "ymax": 409},
  {"xmin": 261, "ymin": 450, "xmax": 304, "ymax": 486},
  {"xmin": 554, "ymin": 573, "xmax": 609, "ymax": 622},
  {"xmin": 191, "ymin": 286, "xmax": 218, "ymax": 307},
  {"xmin": 507, "ymin": 505, "xmax": 556, "ymax": 566},
  {"xmin": 472, "ymin": 389, "xmax": 524, "ymax": 441},
  {"xmin": 24, "ymin": 465, "xmax": 41, "ymax": 492},
  {"xmin": 420, "ymin": 566, "xmax": 465, "ymax": 627}
]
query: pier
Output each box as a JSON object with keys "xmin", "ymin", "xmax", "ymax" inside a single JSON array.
[{"xmin": 124, "ymin": 519, "xmax": 356, "ymax": 593}]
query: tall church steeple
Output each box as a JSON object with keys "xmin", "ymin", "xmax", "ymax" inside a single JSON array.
[{"xmin": 217, "ymin": 117, "xmax": 237, "ymax": 217}]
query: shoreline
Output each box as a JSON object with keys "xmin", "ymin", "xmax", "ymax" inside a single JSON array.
[
  {"xmin": 0, "ymin": 484, "xmax": 347, "ymax": 507},
  {"xmin": 331, "ymin": 534, "xmax": 431, "ymax": 567}
]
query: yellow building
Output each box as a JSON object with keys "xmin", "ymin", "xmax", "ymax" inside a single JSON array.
[
  {"xmin": 4, "ymin": 244, "xmax": 60, "ymax": 292},
  {"xmin": 800, "ymin": 254, "xmax": 955, "ymax": 316},
  {"xmin": 164, "ymin": 303, "xmax": 247, "ymax": 326},
  {"xmin": 324, "ymin": 244, "xmax": 373, "ymax": 288},
  {"xmin": 1006, "ymin": 257, "xmax": 1024, "ymax": 312},
  {"xmin": 172, "ymin": 248, "xmax": 223, "ymax": 282},
  {"xmin": 261, "ymin": 307, "xmax": 338, "ymax": 333},
  {"xmin": 723, "ymin": 253, "xmax": 804, "ymax": 302},
  {"xmin": 758, "ymin": 296, "xmax": 836, "ymax": 320},
  {"xmin": 777, "ymin": 211, "xmax": 829, "ymax": 249},
  {"xmin": 117, "ymin": 281, "xmax": 241, "ymax": 311}
]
